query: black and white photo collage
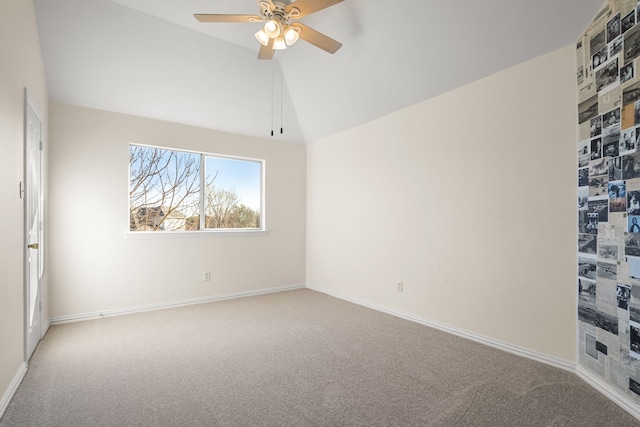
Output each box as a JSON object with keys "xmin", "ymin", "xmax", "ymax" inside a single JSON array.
[{"xmin": 578, "ymin": 0, "xmax": 640, "ymax": 401}]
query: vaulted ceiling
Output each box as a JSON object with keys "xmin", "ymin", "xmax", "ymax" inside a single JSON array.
[{"xmin": 33, "ymin": 0, "xmax": 605, "ymax": 143}]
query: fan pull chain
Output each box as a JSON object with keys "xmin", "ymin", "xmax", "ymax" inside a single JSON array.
[{"xmin": 271, "ymin": 56, "xmax": 275, "ymax": 136}]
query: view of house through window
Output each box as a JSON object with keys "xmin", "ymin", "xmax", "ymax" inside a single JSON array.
[{"xmin": 129, "ymin": 144, "xmax": 262, "ymax": 232}]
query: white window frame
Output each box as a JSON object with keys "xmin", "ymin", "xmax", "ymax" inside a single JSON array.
[{"xmin": 127, "ymin": 143, "xmax": 266, "ymax": 239}]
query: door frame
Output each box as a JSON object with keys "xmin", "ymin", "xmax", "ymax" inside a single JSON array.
[{"xmin": 24, "ymin": 88, "xmax": 44, "ymax": 361}]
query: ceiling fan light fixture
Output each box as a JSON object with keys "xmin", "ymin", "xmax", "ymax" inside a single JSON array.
[
  {"xmin": 255, "ymin": 29, "xmax": 270, "ymax": 46},
  {"xmin": 263, "ymin": 19, "xmax": 281, "ymax": 38},
  {"xmin": 282, "ymin": 25, "xmax": 299, "ymax": 45},
  {"xmin": 273, "ymin": 35, "xmax": 287, "ymax": 50}
]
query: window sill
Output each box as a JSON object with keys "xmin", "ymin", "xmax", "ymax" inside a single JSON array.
[{"xmin": 124, "ymin": 229, "xmax": 269, "ymax": 240}]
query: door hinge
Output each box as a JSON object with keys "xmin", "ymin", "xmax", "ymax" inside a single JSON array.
[
  {"xmin": 39, "ymin": 299, "xmax": 42, "ymax": 312},
  {"xmin": 19, "ymin": 181, "xmax": 24, "ymax": 199},
  {"xmin": 39, "ymin": 140, "xmax": 43, "ymax": 151}
]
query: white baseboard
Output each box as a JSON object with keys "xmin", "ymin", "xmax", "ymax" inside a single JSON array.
[
  {"xmin": 49, "ymin": 284, "xmax": 305, "ymax": 325},
  {"xmin": 0, "ymin": 362, "xmax": 27, "ymax": 420},
  {"xmin": 576, "ymin": 365, "xmax": 640, "ymax": 421},
  {"xmin": 306, "ymin": 285, "xmax": 575, "ymax": 372}
]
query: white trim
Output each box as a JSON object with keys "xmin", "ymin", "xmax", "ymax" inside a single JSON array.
[
  {"xmin": 0, "ymin": 362, "xmax": 27, "ymax": 419},
  {"xmin": 49, "ymin": 284, "xmax": 305, "ymax": 325},
  {"xmin": 576, "ymin": 365, "xmax": 640, "ymax": 421},
  {"xmin": 124, "ymin": 229, "xmax": 269, "ymax": 240},
  {"xmin": 306, "ymin": 285, "xmax": 574, "ymax": 372}
]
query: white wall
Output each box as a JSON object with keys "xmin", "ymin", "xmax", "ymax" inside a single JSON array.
[
  {"xmin": 48, "ymin": 103, "xmax": 306, "ymax": 319},
  {"xmin": 307, "ymin": 45, "xmax": 578, "ymax": 362},
  {"xmin": 0, "ymin": 0, "xmax": 48, "ymax": 412}
]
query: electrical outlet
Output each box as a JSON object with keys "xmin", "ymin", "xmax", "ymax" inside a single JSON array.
[
  {"xmin": 397, "ymin": 281, "xmax": 403, "ymax": 293},
  {"xmin": 204, "ymin": 272, "xmax": 211, "ymax": 281}
]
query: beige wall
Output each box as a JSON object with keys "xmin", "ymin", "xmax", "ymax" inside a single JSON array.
[
  {"xmin": 307, "ymin": 46, "xmax": 578, "ymax": 362},
  {"xmin": 0, "ymin": 0, "xmax": 48, "ymax": 409},
  {"xmin": 48, "ymin": 103, "xmax": 306, "ymax": 319}
]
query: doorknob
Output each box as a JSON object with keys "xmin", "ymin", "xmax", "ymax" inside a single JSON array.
[{"xmin": 27, "ymin": 243, "xmax": 39, "ymax": 249}]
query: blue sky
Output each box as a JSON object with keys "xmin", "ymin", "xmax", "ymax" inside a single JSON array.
[{"xmin": 206, "ymin": 156, "xmax": 262, "ymax": 211}]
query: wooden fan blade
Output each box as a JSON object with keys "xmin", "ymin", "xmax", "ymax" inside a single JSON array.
[
  {"xmin": 292, "ymin": 23, "xmax": 342, "ymax": 54},
  {"xmin": 285, "ymin": 0, "xmax": 345, "ymax": 18},
  {"xmin": 194, "ymin": 14, "xmax": 264, "ymax": 23},
  {"xmin": 258, "ymin": 38, "xmax": 275, "ymax": 60}
]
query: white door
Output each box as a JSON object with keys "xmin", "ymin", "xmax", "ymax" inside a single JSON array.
[{"xmin": 25, "ymin": 89, "xmax": 43, "ymax": 361}]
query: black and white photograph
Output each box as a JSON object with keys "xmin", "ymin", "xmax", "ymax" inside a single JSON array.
[
  {"xmin": 596, "ymin": 310, "xmax": 619, "ymax": 335},
  {"xmin": 610, "ymin": 35, "xmax": 623, "ymax": 57},
  {"xmin": 589, "ymin": 199, "xmax": 609, "ymax": 223},
  {"xmin": 621, "ymin": 61, "xmax": 635, "ymax": 83},
  {"xmin": 618, "ymin": 283, "xmax": 631, "ymax": 309},
  {"xmin": 620, "ymin": 127, "xmax": 635, "ymax": 154},
  {"xmin": 579, "ymin": 279, "xmax": 596, "ymax": 303},
  {"xmin": 589, "ymin": 158, "xmax": 608, "ymax": 176},
  {"xmin": 579, "ymin": 94, "xmax": 599, "ymax": 124},
  {"xmin": 579, "ymin": 139, "xmax": 590, "ymax": 167},
  {"xmin": 579, "ymin": 233, "xmax": 597, "ymax": 254},
  {"xmin": 629, "ymin": 190, "xmax": 640, "ymax": 214},
  {"xmin": 625, "ymin": 24, "xmax": 640, "ymax": 64},
  {"xmin": 609, "ymin": 155, "xmax": 623, "ymax": 180},
  {"xmin": 635, "ymin": 100, "xmax": 640, "ymax": 124},
  {"xmin": 607, "ymin": 13, "xmax": 621, "ymax": 43},
  {"xmin": 597, "ymin": 261, "xmax": 618, "ymax": 280},
  {"xmin": 630, "ymin": 215, "xmax": 640, "ymax": 232},
  {"xmin": 591, "ymin": 115, "xmax": 603, "ymax": 137},
  {"xmin": 586, "ymin": 333, "xmax": 599, "ymax": 359},
  {"xmin": 603, "ymin": 140, "xmax": 620, "ymax": 157},
  {"xmin": 630, "ymin": 320, "xmax": 640, "ymax": 360},
  {"xmin": 603, "ymin": 124, "xmax": 621, "ymax": 146},
  {"xmin": 591, "ymin": 28, "xmax": 606, "ymax": 57},
  {"xmin": 630, "ymin": 378, "xmax": 640, "ymax": 396},
  {"xmin": 590, "ymin": 175, "xmax": 608, "ymax": 198},
  {"xmin": 623, "ymin": 10, "xmax": 636, "ymax": 34},
  {"xmin": 591, "ymin": 137, "xmax": 603, "ymax": 159},
  {"xmin": 579, "ymin": 284, "xmax": 598, "ymax": 327},
  {"xmin": 623, "ymin": 80, "xmax": 640, "ymax": 106},
  {"xmin": 593, "ymin": 46, "xmax": 609, "ymax": 70},
  {"xmin": 586, "ymin": 212, "xmax": 599, "ymax": 234},
  {"xmin": 631, "ymin": 284, "xmax": 640, "ymax": 323},
  {"xmin": 596, "ymin": 59, "xmax": 619, "ymax": 93},
  {"xmin": 599, "ymin": 243, "xmax": 618, "ymax": 261},
  {"xmin": 579, "ymin": 255, "xmax": 597, "ymax": 280},
  {"xmin": 626, "ymin": 232, "xmax": 640, "ymax": 256},
  {"xmin": 579, "ymin": 210, "xmax": 589, "ymax": 234},
  {"xmin": 579, "ymin": 167, "xmax": 589, "ymax": 187},
  {"xmin": 579, "ymin": 186, "xmax": 589, "ymax": 209},
  {"xmin": 623, "ymin": 151, "xmax": 640, "ymax": 179},
  {"xmin": 578, "ymin": 209, "xmax": 598, "ymax": 234}
]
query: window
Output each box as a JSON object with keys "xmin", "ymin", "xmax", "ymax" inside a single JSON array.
[{"xmin": 129, "ymin": 144, "xmax": 263, "ymax": 232}]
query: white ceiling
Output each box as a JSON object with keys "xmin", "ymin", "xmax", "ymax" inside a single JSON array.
[{"xmin": 33, "ymin": 0, "xmax": 606, "ymax": 144}]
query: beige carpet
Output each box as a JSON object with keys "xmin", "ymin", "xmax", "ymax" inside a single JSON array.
[{"xmin": 1, "ymin": 289, "xmax": 638, "ymax": 426}]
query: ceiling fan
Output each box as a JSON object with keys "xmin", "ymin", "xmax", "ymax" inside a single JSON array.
[{"xmin": 194, "ymin": 0, "xmax": 344, "ymax": 60}]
